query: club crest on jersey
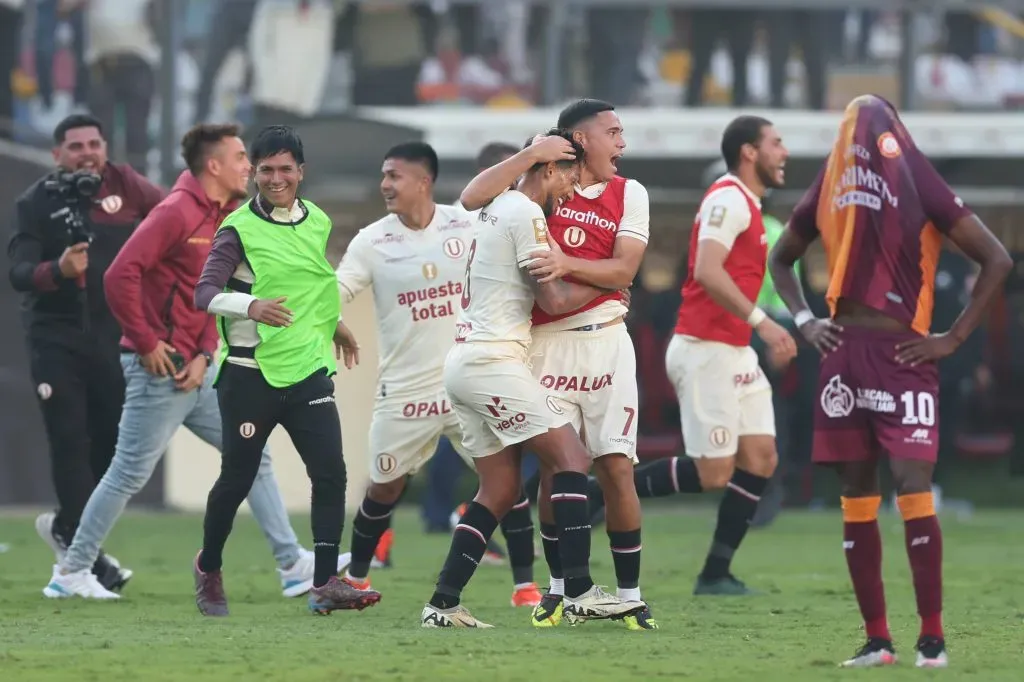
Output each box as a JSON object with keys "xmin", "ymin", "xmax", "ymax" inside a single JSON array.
[
  {"xmin": 100, "ymin": 194, "xmax": 123, "ymax": 214},
  {"xmin": 443, "ymin": 237, "xmax": 465, "ymax": 259},
  {"xmin": 563, "ymin": 225, "xmax": 586, "ymax": 248},
  {"xmin": 422, "ymin": 262, "xmax": 438, "ymax": 280},
  {"xmin": 877, "ymin": 132, "xmax": 901, "ymax": 159}
]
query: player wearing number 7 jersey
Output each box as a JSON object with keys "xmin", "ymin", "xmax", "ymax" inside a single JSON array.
[
  {"xmin": 460, "ymin": 99, "xmax": 655, "ymax": 631},
  {"xmin": 769, "ymin": 95, "xmax": 1011, "ymax": 669}
]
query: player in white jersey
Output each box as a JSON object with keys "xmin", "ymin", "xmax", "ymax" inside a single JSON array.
[
  {"xmin": 458, "ymin": 100, "xmax": 654, "ymax": 630},
  {"xmin": 421, "ymin": 129, "xmax": 645, "ymax": 628},
  {"xmin": 331, "ymin": 142, "xmax": 542, "ymax": 606}
]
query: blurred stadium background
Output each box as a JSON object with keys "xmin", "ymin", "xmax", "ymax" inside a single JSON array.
[{"xmin": 2, "ymin": 0, "xmax": 1024, "ymax": 522}]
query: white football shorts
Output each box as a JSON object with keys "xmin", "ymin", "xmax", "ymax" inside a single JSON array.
[
  {"xmin": 368, "ymin": 386, "xmax": 473, "ymax": 484},
  {"xmin": 443, "ymin": 341, "xmax": 570, "ymax": 458},
  {"xmin": 528, "ymin": 322, "xmax": 638, "ymax": 461},
  {"xmin": 664, "ymin": 334, "xmax": 774, "ymax": 459}
]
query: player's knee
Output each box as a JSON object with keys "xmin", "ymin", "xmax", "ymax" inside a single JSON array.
[
  {"xmin": 694, "ymin": 457, "xmax": 735, "ymax": 490},
  {"xmin": 736, "ymin": 437, "xmax": 778, "ymax": 478},
  {"xmin": 367, "ymin": 478, "xmax": 405, "ymax": 505},
  {"xmin": 890, "ymin": 462, "xmax": 933, "ymax": 496},
  {"xmin": 594, "ymin": 455, "xmax": 637, "ymax": 498},
  {"xmin": 475, "ymin": 483, "xmax": 519, "ymax": 520}
]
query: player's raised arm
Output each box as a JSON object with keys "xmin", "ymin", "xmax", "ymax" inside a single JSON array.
[
  {"xmin": 460, "ymin": 135, "xmax": 577, "ymax": 211},
  {"xmin": 528, "ymin": 180, "xmax": 649, "ymax": 289}
]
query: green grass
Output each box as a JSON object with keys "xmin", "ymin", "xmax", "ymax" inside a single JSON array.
[{"xmin": 0, "ymin": 507, "xmax": 1022, "ymax": 681}]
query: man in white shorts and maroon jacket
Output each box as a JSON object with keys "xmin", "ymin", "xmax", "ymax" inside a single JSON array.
[
  {"xmin": 459, "ymin": 99, "xmax": 653, "ymax": 630},
  {"xmin": 663, "ymin": 115, "xmax": 796, "ymax": 595},
  {"xmin": 332, "ymin": 141, "xmax": 542, "ymax": 608},
  {"xmin": 421, "ymin": 129, "xmax": 645, "ymax": 628}
]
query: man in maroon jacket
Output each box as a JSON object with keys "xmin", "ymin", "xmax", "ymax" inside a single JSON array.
[{"xmin": 43, "ymin": 124, "xmax": 325, "ymax": 600}]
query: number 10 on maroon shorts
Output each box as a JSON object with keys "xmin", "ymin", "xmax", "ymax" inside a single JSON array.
[{"xmin": 813, "ymin": 327, "xmax": 940, "ymax": 464}]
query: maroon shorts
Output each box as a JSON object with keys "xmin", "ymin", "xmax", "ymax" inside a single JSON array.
[{"xmin": 813, "ymin": 326, "xmax": 939, "ymax": 464}]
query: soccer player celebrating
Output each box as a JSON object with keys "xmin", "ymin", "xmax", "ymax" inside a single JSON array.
[
  {"xmin": 666, "ymin": 115, "xmax": 796, "ymax": 595},
  {"xmin": 333, "ymin": 141, "xmax": 543, "ymax": 607},
  {"xmin": 192, "ymin": 125, "xmax": 381, "ymax": 616},
  {"xmin": 422, "ymin": 129, "xmax": 645, "ymax": 628},
  {"xmin": 460, "ymin": 99, "xmax": 654, "ymax": 630},
  {"xmin": 769, "ymin": 95, "xmax": 1011, "ymax": 668}
]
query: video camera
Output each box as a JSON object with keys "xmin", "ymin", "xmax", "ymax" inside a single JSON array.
[{"xmin": 42, "ymin": 168, "xmax": 102, "ymax": 246}]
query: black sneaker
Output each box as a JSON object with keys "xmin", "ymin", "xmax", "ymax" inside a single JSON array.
[
  {"xmin": 840, "ymin": 637, "xmax": 898, "ymax": 667},
  {"xmin": 915, "ymin": 636, "xmax": 948, "ymax": 668},
  {"xmin": 94, "ymin": 552, "xmax": 131, "ymax": 592},
  {"xmin": 693, "ymin": 573, "xmax": 758, "ymax": 596}
]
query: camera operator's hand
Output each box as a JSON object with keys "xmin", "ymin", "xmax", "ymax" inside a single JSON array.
[
  {"xmin": 174, "ymin": 355, "xmax": 207, "ymax": 392},
  {"xmin": 58, "ymin": 242, "xmax": 89, "ymax": 278},
  {"xmin": 248, "ymin": 297, "xmax": 293, "ymax": 327},
  {"xmin": 140, "ymin": 340, "xmax": 179, "ymax": 377}
]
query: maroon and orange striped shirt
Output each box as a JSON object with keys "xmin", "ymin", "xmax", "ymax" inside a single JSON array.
[{"xmin": 788, "ymin": 96, "xmax": 972, "ymax": 336}]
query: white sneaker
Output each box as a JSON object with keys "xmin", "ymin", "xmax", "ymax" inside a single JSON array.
[
  {"xmin": 278, "ymin": 549, "xmax": 349, "ymax": 598},
  {"xmin": 421, "ymin": 603, "xmax": 494, "ymax": 628},
  {"xmin": 35, "ymin": 512, "xmax": 66, "ymax": 562},
  {"xmin": 43, "ymin": 566, "xmax": 120, "ymax": 600},
  {"xmin": 562, "ymin": 585, "xmax": 645, "ymax": 625}
]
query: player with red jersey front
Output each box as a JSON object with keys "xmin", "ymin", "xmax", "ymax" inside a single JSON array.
[
  {"xmin": 460, "ymin": 99, "xmax": 653, "ymax": 630},
  {"xmin": 769, "ymin": 95, "xmax": 1011, "ymax": 668},
  {"xmin": 665, "ymin": 116, "xmax": 796, "ymax": 596}
]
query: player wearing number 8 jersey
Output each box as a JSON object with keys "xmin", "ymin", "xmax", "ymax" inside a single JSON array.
[
  {"xmin": 460, "ymin": 99, "xmax": 655, "ymax": 631},
  {"xmin": 422, "ymin": 129, "xmax": 645, "ymax": 628},
  {"xmin": 769, "ymin": 95, "xmax": 1011, "ymax": 668}
]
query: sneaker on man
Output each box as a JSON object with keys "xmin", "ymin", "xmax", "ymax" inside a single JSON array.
[
  {"xmin": 193, "ymin": 552, "xmax": 229, "ymax": 617},
  {"xmin": 42, "ymin": 565, "xmax": 120, "ymax": 599},
  {"xmin": 621, "ymin": 604, "xmax": 659, "ymax": 631},
  {"xmin": 693, "ymin": 573, "xmax": 758, "ymax": 596},
  {"xmin": 421, "ymin": 603, "xmax": 493, "ymax": 628},
  {"xmin": 562, "ymin": 585, "xmax": 645, "ymax": 625},
  {"xmin": 530, "ymin": 592, "xmax": 563, "ymax": 628},
  {"xmin": 35, "ymin": 512, "xmax": 66, "ymax": 561},
  {"xmin": 94, "ymin": 551, "xmax": 132, "ymax": 592},
  {"xmin": 839, "ymin": 638, "xmax": 898, "ymax": 668},
  {"xmin": 308, "ymin": 576, "xmax": 381, "ymax": 615},
  {"xmin": 915, "ymin": 637, "xmax": 948, "ymax": 668},
  {"xmin": 511, "ymin": 582, "xmax": 542, "ymax": 607}
]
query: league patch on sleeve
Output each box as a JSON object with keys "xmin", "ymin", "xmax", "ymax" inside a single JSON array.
[
  {"xmin": 532, "ymin": 218, "xmax": 549, "ymax": 243},
  {"xmin": 707, "ymin": 205, "xmax": 727, "ymax": 228}
]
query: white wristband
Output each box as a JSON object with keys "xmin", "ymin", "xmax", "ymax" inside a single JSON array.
[
  {"xmin": 747, "ymin": 307, "xmax": 767, "ymax": 327},
  {"xmin": 793, "ymin": 309, "xmax": 815, "ymax": 327}
]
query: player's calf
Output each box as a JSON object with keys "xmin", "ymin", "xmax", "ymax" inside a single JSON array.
[
  {"xmin": 500, "ymin": 491, "xmax": 539, "ymax": 604},
  {"xmin": 345, "ymin": 479, "xmax": 404, "ymax": 584},
  {"xmin": 594, "ymin": 454, "xmax": 644, "ymax": 605}
]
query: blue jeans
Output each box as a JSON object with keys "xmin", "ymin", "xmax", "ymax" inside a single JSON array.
[{"xmin": 62, "ymin": 355, "xmax": 301, "ymax": 573}]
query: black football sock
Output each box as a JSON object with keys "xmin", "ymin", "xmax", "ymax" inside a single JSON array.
[
  {"xmin": 429, "ymin": 502, "xmax": 499, "ymax": 609},
  {"xmin": 608, "ymin": 528, "xmax": 642, "ymax": 595},
  {"xmin": 500, "ymin": 492, "xmax": 535, "ymax": 585},
  {"xmin": 313, "ymin": 541, "xmax": 340, "ymax": 587},
  {"xmin": 701, "ymin": 468, "xmax": 769, "ymax": 580},
  {"xmin": 635, "ymin": 456, "xmax": 703, "ymax": 498},
  {"xmin": 540, "ymin": 521, "xmax": 563, "ymax": 587},
  {"xmin": 347, "ymin": 496, "xmax": 396, "ymax": 579},
  {"xmin": 551, "ymin": 471, "xmax": 594, "ymax": 598}
]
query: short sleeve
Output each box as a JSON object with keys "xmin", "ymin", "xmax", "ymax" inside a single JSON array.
[
  {"xmin": 512, "ymin": 202, "xmax": 550, "ymax": 267},
  {"xmin": 907, "ymin": 152, "xmax": 972, "ymax": 234},
  {"xmin": 696, "ymin": 186, "xmax": 752, "ymax": 251},
  {"xmin": 617, "ymin": 179, "xmax": 650, "ymax": 244},
  {"xmin": 336, "ymin": 230, "xmax": 374, "ymax": 302},
  {"xmin": 788, "ymin": 163, "xmax": 825, "ymax": 241}
]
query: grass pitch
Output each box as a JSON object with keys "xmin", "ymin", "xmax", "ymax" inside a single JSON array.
[{"xmin": 0, "ymin": 506, "xmax": 1022, "ymax": 681}]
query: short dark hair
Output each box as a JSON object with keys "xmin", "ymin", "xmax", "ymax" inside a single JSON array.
[
  {"xmin": 721, "ymin": 115, "xmax": 772, "ymax": 172},
  {"xmin": 180, "ymin": 123, "xmax": 241, "ymax": 175},
  {"xmin": 557, "ymin": 98, "xmax": 615, "ymax": 131},
  {"xmin": 384, "ymin": 141, "xmax": 439, "ymax": 182},
  {"xmin": 53, "ymin": 114, "xmax": 104, "ymax": 145},
  {"xmin": 250, "ymin": 125, "xmax": 305, "ymax": 166},
  {"xmin": 475, "ymin": 142, "xmax": 519, "ymax": 171},
  {"xmin": 529, "ymin": 128, "xmax": 585, "ymax": 173}
]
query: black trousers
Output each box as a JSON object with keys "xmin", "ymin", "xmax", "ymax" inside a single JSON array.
[
  {"xmin": 202, "ymin": 364, "xmax": 347, "ymax": 556},
  {"xmin": 28, "ymin": 335, "xmax": 125, "ymax": 541}
]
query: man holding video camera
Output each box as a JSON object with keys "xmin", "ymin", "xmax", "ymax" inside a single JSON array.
[{"xmin": 7, "ymin": 114, "xmax": 163, "ymax": 592}]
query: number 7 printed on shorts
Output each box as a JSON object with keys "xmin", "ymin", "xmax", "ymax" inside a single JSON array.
[{"xmin": 621, "ymin": 407, "xmax": 635, "ymax": 436}]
